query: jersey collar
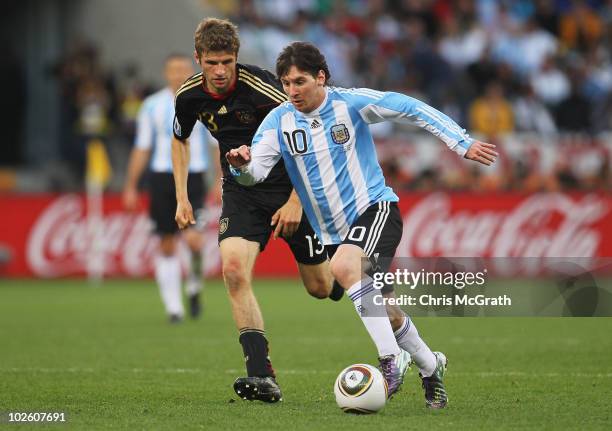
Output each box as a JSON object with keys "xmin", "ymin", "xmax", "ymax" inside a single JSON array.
[{"xmin": 202, "ymin": 74, "xmax": 237, "ymax": 100}]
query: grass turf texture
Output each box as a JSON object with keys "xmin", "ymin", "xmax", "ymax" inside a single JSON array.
[{"xmin": 1, "ymin": 279, "xmax": 611, "ymax": 430}]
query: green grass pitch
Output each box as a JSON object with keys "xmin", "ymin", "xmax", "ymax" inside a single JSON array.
[{"xmin": 1, "ymin": 279, "xmax": 611, "ymax": 430}]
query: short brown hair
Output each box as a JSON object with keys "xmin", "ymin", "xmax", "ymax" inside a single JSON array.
[
  {"xmin": 194, "ymin": 18, "xmax": 240, "ymax": 57},
  {"xmin": 276, "ymin": 42, "xmax": 331, "ymax": 84}
]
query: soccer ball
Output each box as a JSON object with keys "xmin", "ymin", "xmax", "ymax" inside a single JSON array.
[{"xmin": 334, "ymin": 364, "xmax": 387, "ymax": 414}]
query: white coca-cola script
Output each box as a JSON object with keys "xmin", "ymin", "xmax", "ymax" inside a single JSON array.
[
  {"xmin": 26, "ymin": 195, "xmax": 221, "ymax": 277},
  {"xmin": 398, "ymin": 193, "xmax": 609, "ymax": 258}
]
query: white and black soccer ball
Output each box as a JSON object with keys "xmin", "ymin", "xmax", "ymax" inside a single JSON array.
[{"xmin": 334, "ymin": 364, "xmax": 387, "ymax": 414}]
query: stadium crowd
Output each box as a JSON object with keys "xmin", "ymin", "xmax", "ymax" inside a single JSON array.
[{"xmin": 54, "ymin": 0, "xmax": 612, "ymax": 191}]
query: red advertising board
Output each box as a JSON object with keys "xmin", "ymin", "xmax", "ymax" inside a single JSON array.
[{"xmin": 0, "ymin": 192, "xmax": 610, "ymax": 278}]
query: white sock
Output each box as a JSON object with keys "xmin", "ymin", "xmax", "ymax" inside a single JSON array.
[
  {"xmin": 394, "ymin": 316, "xmax": 436, "ymax": 376},
  {"xmin": 154, "ymin": 255, "xmax": 184, "ymax": 317},
  {"xmin": 185, "ymin": 276, "xmax": 202, "ymax": 296},
  {"xmin": 347, "ymin": 278, "xmax": 400, "ymax": 358}
]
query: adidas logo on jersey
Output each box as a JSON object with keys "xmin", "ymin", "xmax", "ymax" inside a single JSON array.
[
  {"xmin": 310, "ymin": 119, "xmax": 321, "ymax": 129},
  {"xmin": 218, "ymin": 105, "xmax": 228, "ymax": 114}
]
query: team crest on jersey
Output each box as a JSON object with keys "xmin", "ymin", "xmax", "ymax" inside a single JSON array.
[
  {"xmin": 236, "ymin": 110, "xmax": 256, "ymax": 124},
  {"xmin": 219, "ymin": 217, "xmax": 229, "ymax": 234},
  {"xmin": 330, "ymin": 124, "xmax": 350, "ymax": 145}
]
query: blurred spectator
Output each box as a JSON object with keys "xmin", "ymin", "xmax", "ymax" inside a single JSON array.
[
  {"xmin": 555, "ymin": 78, "xmax": 593, "ymax": 132},
  {"xmin": 559, "ymin": 0, "xmax": 604, "ymax": 52},
  {"xmin": 512, "ymin": 84, "xmax": 558, "ymax": 134},
  {"xmin": 530, "ymin": 55, "xmax": 571, "ymax": 106},
  {"xmin": 466, "ymin": 46, "xmax": 499, "ymax": 95},
  {"xmin": 438, "ymin": 15, "xmax": 487, "ymax": 69},
  {"xmin": 469, "ymin": 81, "xmax": 514, "ymax": 137},
  {"xmin": 309, "ymin": 15, "xmax": 358, "ymax": 86},
  {"xmin": 581, "ymin": 46, "xmax": 612, "ymax": 103},
  {"xmin": 593, "ymin": 93, "xmax": 612, "ymax": 132},
  {"xmin": 533, "ymin": 0, "xmax": 560, "ymax": 36},
  {"xmin": 520, "ymin": 17, "xmax": 558, "ymax": 75},
  {"xmin": 400, "ymin": 16, "xmax": 454, "ymax": 104},
  {"xmin": 55, "ymin": 42, "xmax": 116, "ymax": 179},
  {"xmin": 117, "ymin": 64, "xmax": 147, "ymax": 144}
]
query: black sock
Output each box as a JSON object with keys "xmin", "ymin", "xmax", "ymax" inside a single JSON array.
[
  {"xmin": 238, "ymin": 329, "xmax": 275, "ymax": 378},
  {"xmin": 329, "ymin": 280, "xmax": 345, "ymax": 301}
]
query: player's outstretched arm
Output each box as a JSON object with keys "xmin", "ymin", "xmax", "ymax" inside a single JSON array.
[
  {"xmin": 172, "ymin": 136, "xmax": 195, "ymax": 229},
  {"xmin": 352, "ymin": 90, "xmax": 498, "ymax": 164},
  {"xmin": 464, "ymin": 141, "xmax": 498, "ymax": 166},
  {"xmin": 122, "ymin": 148, "xmax": 151, "ymax": 211}
]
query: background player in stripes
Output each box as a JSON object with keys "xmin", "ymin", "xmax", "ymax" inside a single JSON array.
[
  {"xmin": 227, "ymin": 41, "xmax": 498, "ymax": 408},
  {"xmin": 123, "ymin": 53, "xmax": 216, "ymax": 322}
]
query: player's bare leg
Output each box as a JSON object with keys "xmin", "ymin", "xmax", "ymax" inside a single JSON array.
[
  {"xmin": 220, "ymin": 237, "xmax": 282, "ymax": 402},
  {"xmin": 155, "ymin": 235, "xmax": 184, "ymax": 322},
  {"xmin": 297, "ymin": 261, "xmax": 334, "ymax": 299},
  {"xmin": 219, "ymin": 237, "xmax": 263, "ymax": 329},
  {"xmin": 298, "ymin": 260, "xmax": 345, "ymax": 301}
]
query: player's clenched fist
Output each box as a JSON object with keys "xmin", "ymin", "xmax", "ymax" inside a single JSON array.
[
  {"xmin": 175, "ymin": 200, "xmax": 195, "ymax": 229},
  {"xmin": 226, "ymin": 145, "xmax": 251, "ymax": 168}
]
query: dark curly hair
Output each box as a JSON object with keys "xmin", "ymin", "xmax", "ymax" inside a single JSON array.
[{"xmin": 276, "ymin": 42, "xmax": 331, "ymax": 84}]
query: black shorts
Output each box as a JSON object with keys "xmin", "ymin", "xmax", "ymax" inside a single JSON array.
[
  {"xmin": 149, "ymin": 172, "xmax": 206, "ymax": 235},
  {"xmin": 219, "ymin": 184, "xmax": 327, "ymax": 265},
  {"xmin": 325, "ymin": 201, "xmax": 402, "ymax": 293}
]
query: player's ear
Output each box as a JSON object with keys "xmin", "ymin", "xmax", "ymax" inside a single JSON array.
[
  {"xmin": 194, "ymin": 50, "xmax": 201, "ymax": 65},
  {"xmin": 317, "ymin": 70, "xmax": 325, "ymax": 86}
]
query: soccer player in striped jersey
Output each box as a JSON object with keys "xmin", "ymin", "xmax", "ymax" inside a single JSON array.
[
  {"xmin": 123, "ymin": 54, "xmax": 215, "ymax": 323},
  {"xmin": 227, "ymin": 42, "xmax": 498, "ymax": 408}
]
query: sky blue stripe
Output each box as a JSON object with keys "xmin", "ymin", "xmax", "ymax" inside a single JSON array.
[
  {"xmin": 302, "ymin": 148, "xmax": 341, "ymax": 242},
  {"xmin": 295, "ymin": 151, "xmax": 341, "ymax": 243},
  {"xmin": 281, "ymin": 154, "xmax": 324, "ymax": 241},
  {"xmin": 341, "ymin": 94, "xmax": 380, "ymax": 206},
  {"xmin": 148, "ymin": 100, "xmax": 159, "ymax": 170},
  {"xmin": 319, "ymin": 102, "xmax": 359, "ymax": 227}
]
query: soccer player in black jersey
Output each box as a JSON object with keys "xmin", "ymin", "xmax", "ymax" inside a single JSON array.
[{"xmin": 171, "ymin": 18, "xmax": 342, "ymax": 403}]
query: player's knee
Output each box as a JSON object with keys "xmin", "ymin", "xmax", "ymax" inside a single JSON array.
[
  {"xmin": 222, "ymin": 259, "xmax": 248, "ymax": 291},
  {"xmin": 159, "ymin": 235, "xmax": 177, "ymax": 256},
  {"xmin": 329, "ymin": 258, "xmax": 355, "ymax": 288},
  {"xmin": 305, "ymin": 280, "xmax": 330, "ymax": 299}
]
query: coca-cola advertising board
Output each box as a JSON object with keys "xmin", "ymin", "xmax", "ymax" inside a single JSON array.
[{"xmin": 0, "ymin": 192, "xmax": 610, "ymax": 278}]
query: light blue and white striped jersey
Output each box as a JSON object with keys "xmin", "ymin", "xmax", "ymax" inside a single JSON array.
[
  {"xmin": 135, "ymin": 88, "xmax": 213, "ymax": 173},
  {"xmin": 234, "ymin": 87, "xmax": 473, "ymax": 245}
]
